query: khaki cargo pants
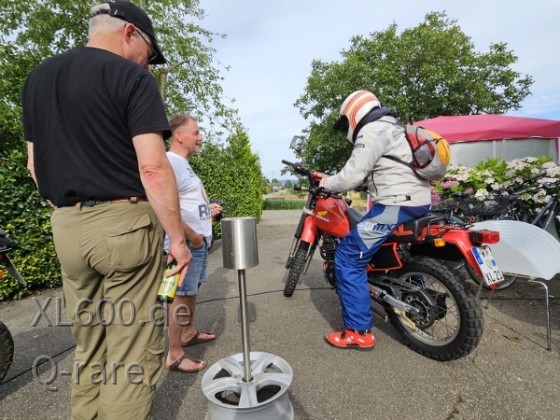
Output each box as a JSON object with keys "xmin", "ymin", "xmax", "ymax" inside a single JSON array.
[{"xmin": 51, "ymin": 202, "xmax": 165, "ymax": 420}]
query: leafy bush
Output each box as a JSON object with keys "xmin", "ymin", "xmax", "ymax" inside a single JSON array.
[
  {"xmin": 189, "ymin": 127, "xmax": 263, "ymax": 238},
  {"xmin": 0, "ymin": 148, "xmax": 60, "ymax": 300},
  {"xmin": 0, "ymin": 125, "xmax": 266, "ymax": 300}
]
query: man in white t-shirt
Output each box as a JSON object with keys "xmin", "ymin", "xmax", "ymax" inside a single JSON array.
[{"xmin": 164, "ymin": 114, "xmax": 222, "ymax": 373}]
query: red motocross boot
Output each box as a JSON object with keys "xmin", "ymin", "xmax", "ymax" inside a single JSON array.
[{"xmin": 325, "ymin": 328, "xmax": 375, "ymax": 350}]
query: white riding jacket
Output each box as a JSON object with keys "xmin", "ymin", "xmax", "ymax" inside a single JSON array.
[{"xmin": 323, "ymin": 116, "xmax": 432, "ymax": 207}]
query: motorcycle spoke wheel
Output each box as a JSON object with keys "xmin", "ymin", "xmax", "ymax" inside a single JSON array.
[
  {"xmin": 465, "ymin": 261, "xmax": 518, "ymax": 290},
  {"xmin": 384, "ymin": 257, "xmax": 484, "ymax": 361},
  {"xmin": 283, "ymin": 241, "xmax": 310, "ymax": 297},
  {"xmin": 0, "ymin": 321, "xmax": 14, "ymax": 383}
]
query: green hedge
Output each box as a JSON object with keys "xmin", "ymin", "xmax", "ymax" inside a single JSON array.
[
  {"xmin": 0, "ymin": 127, "xmax": 265, "ymax": 300},
  {"xmin": 263, "ymin": 199, "xmax": 306, "ymax": 210},
  {"xmin": 0, "ymin": 148, "xmax": 60, "ymax": 300},
  {"xmin": 190, "ymin": 128, "xmax": 264, "ymax": 238}
]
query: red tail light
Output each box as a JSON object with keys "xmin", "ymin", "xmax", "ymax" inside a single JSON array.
[{"xmin": 469, "ymin": 229, "xmax": 500, "ymax": 245}]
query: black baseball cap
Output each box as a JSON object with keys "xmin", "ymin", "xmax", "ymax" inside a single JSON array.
[{"xmin": 95, "ymin": 1, "xmax": 166, "ymax": 65}]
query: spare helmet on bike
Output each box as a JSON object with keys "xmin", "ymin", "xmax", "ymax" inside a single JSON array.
[{"xmin": 333, "ymin": 90, "xmax": 380, "ymax": 143}]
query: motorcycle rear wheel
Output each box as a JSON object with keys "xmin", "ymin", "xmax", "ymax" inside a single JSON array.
[
  {"xmin": 283, "ymin": 241, "xmax": 310, "ymax": 297},
  {"xmin": 384, "ymin": 257, "xmax": 484, "ymax": 361},
  {"xmin": 0, "ymin": 321, "xmax": 14, "ymax": 383}
]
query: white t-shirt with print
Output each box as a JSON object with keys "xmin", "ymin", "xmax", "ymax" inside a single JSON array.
[{"xmin": 164, "ymin": 151, "xmax": 212, "ymax": 250}]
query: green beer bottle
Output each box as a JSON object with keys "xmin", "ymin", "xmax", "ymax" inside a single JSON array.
[{"xmin": 157, "ymin": 263, "xmax": 180, "ymax": 303}]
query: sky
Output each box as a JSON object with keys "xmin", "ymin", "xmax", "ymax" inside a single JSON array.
[{"xmin": 198, "ymin": 0, "xmax": 560, "ymax": 180}]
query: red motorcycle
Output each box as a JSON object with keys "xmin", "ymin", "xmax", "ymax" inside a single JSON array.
[{"xmin": 282, "ymin": 160, "xmax": 504, "ymax": 361}]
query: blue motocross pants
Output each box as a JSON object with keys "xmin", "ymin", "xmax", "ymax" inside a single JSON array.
[{"xmin": 334, "ymin": 203, "xmax": 431, "ymax": 331}]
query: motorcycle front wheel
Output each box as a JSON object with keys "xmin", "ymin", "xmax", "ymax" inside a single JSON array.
[
  {"xmin": 283, "ymin": 241, "xmax": 310, "ymax": 297},
  {"xmin": 384, "ymin": 257, "xmax": 484, "ymax": 361},
  {"xmin": 0, "ymin": 321, "xmax": 14, "ymax": 383}
]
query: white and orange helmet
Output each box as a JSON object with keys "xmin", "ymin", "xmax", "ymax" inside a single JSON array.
[{"xmin": 333, "ymin": 90, "xmax": 380, "ymax": 143}]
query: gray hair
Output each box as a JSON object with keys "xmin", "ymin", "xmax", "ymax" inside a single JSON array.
[
  {"xmin": 88, "ymin": 3, "xmax": 125, "ymax": 38},
  {"xmin": 169, "ymin": 114, "xmax": 197, "ymax": 135}
]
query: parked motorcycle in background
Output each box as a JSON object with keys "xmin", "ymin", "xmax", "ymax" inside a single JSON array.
[
  {"xmin": 0, "ymin": 228, "xmax": 26, "ymax": 383},
  {"xmin": 281, "ymin": 156, "xmax": 505, "ymax": 361}
]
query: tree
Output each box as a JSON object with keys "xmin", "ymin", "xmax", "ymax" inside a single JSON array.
[
  {"xmin": 295, "ymin": 11, "xmax": 533, "ymax": 172},
  {"xmin": 262, "ymin": 176, "xmax": 273, "ymax": 195},
  {"xmin": 190, "ymin": 126, "xmax": 263, "ymax": 235},
  {"xmin": 0, "ymin": 1, "xmax": 266, "ymax": 299},
  {"xmin": 223, "ymin": 127, "xmax": 264, "ymax": 218},
  {"xmin": 0, "ymin": 0, "xmax": 238, "ymax": 152}
]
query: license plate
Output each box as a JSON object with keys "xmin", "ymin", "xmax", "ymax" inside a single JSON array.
[{"xmin": 471, "ymin": 246, "xmax": 505, "ymax": 286}]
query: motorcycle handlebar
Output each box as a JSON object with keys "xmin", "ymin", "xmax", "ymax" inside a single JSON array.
[
  {"xmin": 281, "ymin": 159, "xmax": 311, "ymax": 177},
  {"xmin": 282, "ymin": 159, "xmax": 361, "ymax": 196}
]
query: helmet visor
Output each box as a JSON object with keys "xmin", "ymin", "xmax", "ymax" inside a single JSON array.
[{"xmin": 333, "ymin": 115, "xmax": 349, "ymax": 133}]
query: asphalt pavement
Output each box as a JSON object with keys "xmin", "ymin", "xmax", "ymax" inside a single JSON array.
[{"xmin": 0, "ymin": 209, "xmax": 559, "ymax": 420}]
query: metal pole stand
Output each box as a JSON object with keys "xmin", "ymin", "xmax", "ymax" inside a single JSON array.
[{"xmin": 202, "ymin": 217, "xmax": 294, "ymax": 420}]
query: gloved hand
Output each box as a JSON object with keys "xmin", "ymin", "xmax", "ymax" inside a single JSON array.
[{"xmin": 313, "ymin": 172, "xmax": 330, "ymax": 189}]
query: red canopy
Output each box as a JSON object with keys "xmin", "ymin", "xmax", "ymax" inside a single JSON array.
[{"xmin": 414, "ymin": 115, "xmax": 560, "ymax": 143}]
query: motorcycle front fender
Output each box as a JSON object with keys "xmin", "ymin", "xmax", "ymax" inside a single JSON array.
[{"xmin": 300, "ymin": 215, "xmax": 318, "ymax": 245}]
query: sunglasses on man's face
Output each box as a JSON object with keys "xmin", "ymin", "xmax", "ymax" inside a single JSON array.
[{"xmin": 135, "ymin": 28, "xmax": 157, "ymax": 63}]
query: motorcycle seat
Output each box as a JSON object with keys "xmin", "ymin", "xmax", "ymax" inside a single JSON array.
[
  {"xmin": 346, "ymin": 209, "xmax": 443, "ymax": 241},
  {"xmin": 390, "ymin": 216, "xmax": 444, "ymax": 242},
  {"xmin": 346, "ymin": 207, "xmax": 363, "ymax": 229}
]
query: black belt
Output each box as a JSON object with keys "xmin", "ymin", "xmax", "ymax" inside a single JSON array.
[{"xmin": 63, "ymin": 197, "xmax": 147, "ymax": 208}]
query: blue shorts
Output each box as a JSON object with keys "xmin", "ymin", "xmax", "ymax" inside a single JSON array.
[{"xmin": 177, "ymin": 243, "xmax": 208, "ymax": 296}]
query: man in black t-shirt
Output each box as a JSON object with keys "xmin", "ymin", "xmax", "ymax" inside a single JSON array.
[{"xmin": 22, "ymin": 2, "xmax": 191, "ymax": 418}]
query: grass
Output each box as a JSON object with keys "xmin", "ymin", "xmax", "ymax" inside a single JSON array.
[
  {"xmin": 263, "ymin": 191, "xmax": 368, "ymax": 211},
  {"xmin": 263, "ymin": 198, "xmax": 306, "ymax": 210}
]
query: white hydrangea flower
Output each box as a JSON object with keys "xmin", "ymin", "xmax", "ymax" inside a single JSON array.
[{"xmin": 474, "ymin": 189, "xmax": 489, "ymax": 199}]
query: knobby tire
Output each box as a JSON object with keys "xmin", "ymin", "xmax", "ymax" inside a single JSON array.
[
  {"xmin": 284, "ymin": 242, "xmax": 310, "ymax": 297},
  {"xmin": 384, "ymin": 257, "xmax": 484, "ymax": 361}
]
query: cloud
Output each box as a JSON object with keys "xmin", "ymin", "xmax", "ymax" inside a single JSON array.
[{"xmin": 199, "ymin": 0, "xmax": 560, "ymax": 177}]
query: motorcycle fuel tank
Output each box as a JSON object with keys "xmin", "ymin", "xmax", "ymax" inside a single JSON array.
[{"xmin": 313, "ymin": 196, "xmax": 350, "ymax": 237}]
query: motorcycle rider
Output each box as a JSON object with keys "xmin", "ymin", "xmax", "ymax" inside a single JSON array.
[{"xmin": 318, "ymin": 90, "xmax": 432, "ymax": 349}]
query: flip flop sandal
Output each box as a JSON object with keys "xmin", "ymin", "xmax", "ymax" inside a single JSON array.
[
  {"xmin": 182, "ymin": 330, "xmax": 217, "ymax": 347},
  {"xmin": 166, "ymin": 354, "xmax": 206, "ymax": 373}
]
